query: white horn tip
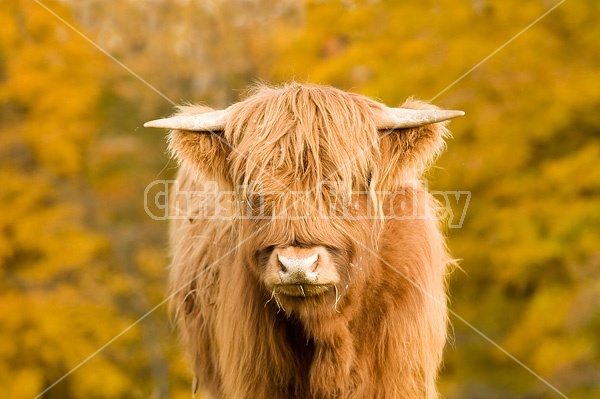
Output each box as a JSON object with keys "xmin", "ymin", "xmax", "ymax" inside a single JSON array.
[
  {"xmin": 376, "ymin": 108, "xmax": 466, "ymax": 130},
  {"xmin": 143, "ymin": 119, "xmax": 166, "ymax": 128},
  {"xmin": 143, "ymin": 109, "xmax": 228, "ymax": 131}
]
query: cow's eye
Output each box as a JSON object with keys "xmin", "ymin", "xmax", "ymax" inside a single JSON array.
[{"xmin": 255, "ymin": 246, "xmax": 274, "ymax": 265}]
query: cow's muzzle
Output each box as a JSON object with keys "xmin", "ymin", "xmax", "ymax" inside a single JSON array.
[{"xmin": 263, "ymin": 246, "xmax": 340, "ymax": 297}]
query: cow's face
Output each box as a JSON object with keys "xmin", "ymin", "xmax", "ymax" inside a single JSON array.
[
  {"xmin": 156, "ymin": 83, "xmax": 459, "ymax": 309},
  {"xmin": 226, "ymin": 86, "xmax": 382, "ymax": 308},
  {"xmin": 241, "ymin": 187, "xmax": 377, "ymax": 305}
]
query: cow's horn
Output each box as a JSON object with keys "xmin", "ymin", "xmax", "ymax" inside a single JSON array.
[
  {"xmin": 377, "ymin": 108, "xmax": 465, "ymax": 130},
  {"xmin": 144, "ymin": 109, "xmax": 228, "ymax": 131}
]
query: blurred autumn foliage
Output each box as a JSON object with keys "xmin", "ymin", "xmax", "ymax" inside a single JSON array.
[{"xmin": 1, "ymin": 0, "xmax": 599, "ymax": 398}]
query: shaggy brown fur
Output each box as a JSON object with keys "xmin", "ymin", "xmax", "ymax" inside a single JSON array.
[{"xmin": 167, "ymin": 83, "xmax": 453, "ymax": 399}]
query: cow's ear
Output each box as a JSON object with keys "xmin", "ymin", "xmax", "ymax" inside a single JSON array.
[
  {"xmin": 165, "ymin": 105, "xmax": 231, "ymax": 184},
  {"xmin": 378, "ymin": 99, "xmax": 452, "ymax": 184}
]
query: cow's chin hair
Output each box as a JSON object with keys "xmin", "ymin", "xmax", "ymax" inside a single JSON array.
[
  {"xmin": 264, "ymin": 281, "xmax": 343, "ymax": 316},
  {"xmin": 274, "ymin": 284, "xmax": 331, "ymax": 297}
]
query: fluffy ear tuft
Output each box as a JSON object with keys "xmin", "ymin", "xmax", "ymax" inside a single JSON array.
[
  {"xmin": 378, "ymin": 99, "xmax": 451, "ymax": 185},
  {"xmin": 167, "ymin": 105, "xmax": 231, "ymax": 184}
]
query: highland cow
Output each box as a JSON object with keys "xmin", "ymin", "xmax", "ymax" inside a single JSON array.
[{"xmin": 145, "ymin": 83, "xmax": 463, "ymax": 399}]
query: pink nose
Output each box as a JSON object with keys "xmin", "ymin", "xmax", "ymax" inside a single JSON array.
[{"xmin": 276, "ymin": 247, "xmax": 319, "ymax": 283}]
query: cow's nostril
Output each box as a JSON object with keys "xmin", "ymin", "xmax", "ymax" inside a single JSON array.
[{"xmin": 277, "ymin": 260, "xmax": 288, "ymax": 273}]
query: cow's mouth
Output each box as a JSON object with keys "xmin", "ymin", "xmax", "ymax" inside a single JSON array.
[{"xmin": 276, "ymin": 284, "xmax": 330, "ymax": 297}]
